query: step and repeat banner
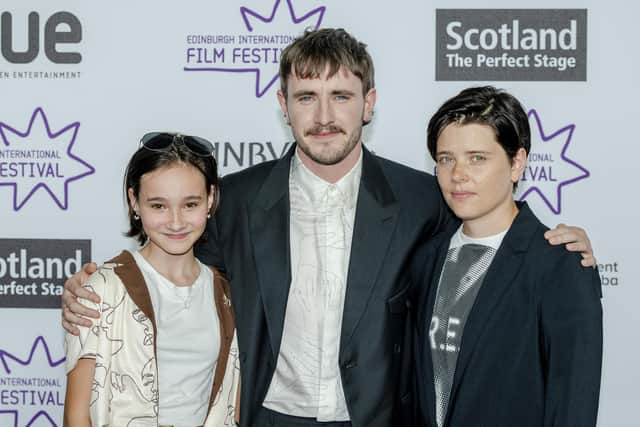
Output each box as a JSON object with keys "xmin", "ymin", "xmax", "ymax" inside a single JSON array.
[{"xmin": 0, "ymin": 1, "xmax": 636, "ymax": 425}]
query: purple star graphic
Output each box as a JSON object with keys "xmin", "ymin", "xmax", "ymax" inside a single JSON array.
[
  {"xmin": 0, "ymin": 410, "xmax": 58, "ymax": 427},
  {"xmin": 0, "ymin": 336, "xmax": 65, "ymax": 427},
  {"xmin": 239, "ymin": 0, "xmax": 325, "ymax": 32},
  {"xmin": 183, "ymin": 0, "xmax": 325, "ymax": 97},
  {"xmin": 0, "ymin": 336, "xmax": 65, "ymax": 374},
  {"xmin": 518, "ymin": 109, "xmax": 590, "ymax": 214},
  {"xmin": 0, "ymin": 107, "xmax": 95, "ymax": 211}
]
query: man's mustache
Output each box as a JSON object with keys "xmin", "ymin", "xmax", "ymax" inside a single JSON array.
[{"xmin": 305, "ymin": 125, "xmax": 345, "ymax": 136}]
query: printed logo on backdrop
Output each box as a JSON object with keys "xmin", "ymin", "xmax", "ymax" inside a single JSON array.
[
  {"xmin": 0, "ymin": 337, "xmax": 64, "ymax": 427},
  {"xmin": 0, "ymin": 239, "xmax": 90, "ymax": 309},
  {"xmin": 515, "ymin": 109, "xmax": 589, "ymax": 214},
  {"xmin": 0, "ymin": 108, "xmax": 94, "ymax": 211},
  {"xmin": 183, "ymin": 0, "xmax": 326, "ymax": 97},
  {"xmin": 0, "ymin": 11, "xmax": 82, "ymax": 80},
  {"xmin": 599, "ymin": 261, "xmax": 620, "ymax": 287},
  {"xmin": 435, "ymin": 9, "xmax": 587, "ymax": 81},
  {"xmin": 214, "ymin": 140, "xmax": 293, "ymax": 173}
]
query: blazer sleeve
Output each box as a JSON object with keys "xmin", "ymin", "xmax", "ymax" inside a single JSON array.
[{"xmin": 540, "ymin": 254, "xmax": 603, "ymax": 427}]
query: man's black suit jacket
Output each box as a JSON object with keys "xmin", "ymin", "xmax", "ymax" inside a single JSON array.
[
  {"xmin": 196, "ymin": 144, "xmax": 451, "ymax": 426},
  {"xmin": 412, "ymin": 202, "xmax": 603, "ymax": 427}
]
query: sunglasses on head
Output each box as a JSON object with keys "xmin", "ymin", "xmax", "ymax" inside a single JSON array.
[{"xmin": 139, "ymin": 132, "xmax": 214, "ymax": 157}]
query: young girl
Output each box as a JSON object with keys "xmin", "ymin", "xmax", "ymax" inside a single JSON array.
[{"xmin": 64, "ymin": 133, "xmax": 239, "ymax": 426}]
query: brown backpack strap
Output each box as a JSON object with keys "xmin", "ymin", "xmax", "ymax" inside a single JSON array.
[{"xmin": 207, "ymin": 266, "xmax": 235, "ymax": 410}]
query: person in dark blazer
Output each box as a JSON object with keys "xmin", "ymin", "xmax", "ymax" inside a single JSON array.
[
  {"xmin": 193, "ymin": 29, "xmax": 453, "ymax": 427},
  {"xmin": 413, "ymin": 86, "xmax": 603, "ymax": 427},
  {"xmin": 61, "ymin": 31, "xmax": 597, "ymax": 427},
  {"xmin": 197, "ymin": 142, "xmax": 450, "ymax": 426}
]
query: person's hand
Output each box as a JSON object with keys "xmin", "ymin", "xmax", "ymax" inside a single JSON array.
[
  {"xmin": 61, "ymin": 262, "xmax": 101, "ymax": 336},
  {"xmin": 544, "ymin": 224, "xmax": 596, "ymax": 268}
]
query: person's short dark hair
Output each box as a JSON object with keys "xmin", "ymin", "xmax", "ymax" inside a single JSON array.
[
  {"xmin": 279, "ymin": 28, "xmax": 375, "ymax": 98},
  {"xmin": 427, "ymin": 86, "xmax": 531, "ymax": 163},
  {"xmin": 123, "ymin": 141, "xmax": 219, "ymax": 245}
]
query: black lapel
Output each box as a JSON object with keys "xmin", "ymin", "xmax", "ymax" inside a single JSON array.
[
  {"xmin": 445, "ymin": 203, "xmax": 538, "ymax": 424},
  {"xmin": 248, "ymin": 145, "xmax": 294, "ymax": 358},
  {"xmin": 340, "ymin": 147, "xmax": 400, "ymax": 350}
]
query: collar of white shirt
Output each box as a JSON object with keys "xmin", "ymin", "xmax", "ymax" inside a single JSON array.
[{"xmin": 290, "ymin": 148, "xmax": 363, "ymax": 209}]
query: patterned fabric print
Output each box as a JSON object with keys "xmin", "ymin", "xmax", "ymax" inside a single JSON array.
[
  {"xmin": 65, "ymin": 263, "xmax": 159, "ymax": 426},
  {"xmin": 430, "ymin": 244, "xmax": 496, "ymax": 427}
]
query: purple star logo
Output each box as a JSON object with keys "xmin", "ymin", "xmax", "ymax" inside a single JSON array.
[
  {"xmin": 517, "ymin": 109, "xmax": 590, "ymax": 214},
  {"xmin": 183, "ymin": 0, "xmax": 325, "ymax": 97},
  {"xmin": 0, "ymin": 336, "xmax": 65, "ymax": 427},
  {"xmin": 0, "ymin": 107, "xmax": 95, "ymax": 211}
]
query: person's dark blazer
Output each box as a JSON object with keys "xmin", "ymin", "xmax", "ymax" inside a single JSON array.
[
  {"xmin": 412, "ymin": 202, "xmax": 603, "ymax": 427},
  {"xmin": 196, "ymin": 144, "xmax": 451, "ymax": 427}
]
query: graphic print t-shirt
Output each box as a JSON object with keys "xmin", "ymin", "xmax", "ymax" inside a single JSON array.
[{"xmin": 430, "ymin": 226, "xmax": 506, "ymax": 427}]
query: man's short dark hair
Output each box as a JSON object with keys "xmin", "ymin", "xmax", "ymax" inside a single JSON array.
[
  {"xmin": 427, "ymin": 86, "xmax": 531, "ymax": 162},
  {"xmin": 279, "ymin": 28, "xmax": 374, "ymax": 97}
]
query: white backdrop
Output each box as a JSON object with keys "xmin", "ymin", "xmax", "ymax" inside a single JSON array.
[{"xmin": 0, "ymin": 1, "xmax": 636, "ymax": 426}]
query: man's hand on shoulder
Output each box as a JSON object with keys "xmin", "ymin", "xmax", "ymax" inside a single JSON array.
[
  {"xmin": 544, "ymin": 223, "xmax": 596, "ymax": 267},
  {"xmin": 62, "ymin": 262, "xmax": 101, "ymax": 336}
]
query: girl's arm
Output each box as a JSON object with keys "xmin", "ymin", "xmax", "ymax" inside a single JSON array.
[{"xmin": 64, "ymin": 357, "xmax": 95, "ymax": 427}]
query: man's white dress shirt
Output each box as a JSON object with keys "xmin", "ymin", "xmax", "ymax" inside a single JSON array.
[{"xmin": 263, "ymin": 150, "xmax": 362, "ymax": 421}]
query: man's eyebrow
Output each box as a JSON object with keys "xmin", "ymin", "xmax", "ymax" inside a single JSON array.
[
  {"xmin": 331, "ymin": 89, "xmax": 356, "ymax": 95},
  {"xmin": 291, "ymin": 90, "xmax": 317, "ymax": 97}
]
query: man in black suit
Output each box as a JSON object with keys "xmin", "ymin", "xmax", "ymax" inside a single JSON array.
[
  {"xmin": 413, "ymin": 86, "xmax": 602, "ymax": 426},
  {"xmin": 62, "ymin": 30, "xmax": 595, "ymax": 427}
]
